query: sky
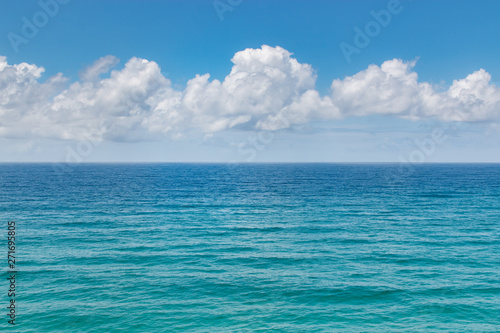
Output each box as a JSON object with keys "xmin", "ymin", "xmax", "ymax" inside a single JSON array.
[{"xmin": 0, "ymin": 0, "xmax": 500, "ymax": 162}]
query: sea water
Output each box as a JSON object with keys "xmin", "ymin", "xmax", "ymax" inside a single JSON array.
[{"xmin": 1, "ymin": 163, "xmax": 499, "ymax": 332}]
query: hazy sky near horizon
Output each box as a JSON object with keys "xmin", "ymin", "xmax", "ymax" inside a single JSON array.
[{"xmin": 1, "ymin": 0, "xmax": 500, "ymax": 162}]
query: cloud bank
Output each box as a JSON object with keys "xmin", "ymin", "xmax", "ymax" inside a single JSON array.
[{"xmin": 1, "ymin": 45, "xmax": 499, "ymax": 142}]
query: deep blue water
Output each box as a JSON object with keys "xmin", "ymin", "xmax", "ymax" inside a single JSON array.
[{"xmin": 1, "ymin": 163, "xmax": 499, "ymax": 332}]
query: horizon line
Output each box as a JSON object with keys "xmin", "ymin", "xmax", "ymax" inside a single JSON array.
[{"xmin": 1, "ymin": 161, "xmax": 500, "ymax": 165}]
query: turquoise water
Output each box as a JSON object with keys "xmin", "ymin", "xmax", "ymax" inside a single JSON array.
[{"xmin": 1, "ymin": 163, "xmax": 499, "ymax": 332}]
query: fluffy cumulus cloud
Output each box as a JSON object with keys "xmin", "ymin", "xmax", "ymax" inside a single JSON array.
[
  {"xmin": 181, "ymin": 45, "xmax": 336, "ymax": 132},
  {"xmin": 331, "ymin": 59, "xmax": 500, "ymax": 122},
  {"xmin": 1, "ymin": 46, "xmax": 500, "ymax": 142},
  {"xmin": 0, "ymin": 56, "xmax": 68, "ymax": 139}
]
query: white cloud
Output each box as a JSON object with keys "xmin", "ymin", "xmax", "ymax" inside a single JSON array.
[
  {"xmin": 49, "ymin": 56, "xmax": 178, "ymax": 141},
  {"xmin": 442, "ymin": 69, "xmax": 500, "ymax": 121},
  {"xmin": 331, "ymin": 59, "xmax": 422, "ymax": 117},
  {"xmin": 79, "ymin": 55, "xmax": 120, "ymax": 82},
  {"xmin": 331, "ymin": 58, "xmax": 500, "ymax": 122},
  {"xmin": 0, "ymin": 56, "xmax": 67, "ymax": 139},
  {"xmin": 181, "ymin": 45, "xmax": 327, "ymax": 132},
  {"xmin": 0, "ymin": 47, "xmax": 499, "ymax": 143}
]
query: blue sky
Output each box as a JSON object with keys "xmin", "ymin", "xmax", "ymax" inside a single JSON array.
[{"xmin": 1, "ymin": 0, "xmax": 500, "ymax": 162}]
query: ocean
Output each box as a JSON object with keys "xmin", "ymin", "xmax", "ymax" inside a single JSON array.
[{"xmin": 1, "ymin": 163, "xmax": 499, "ymax": 332}]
